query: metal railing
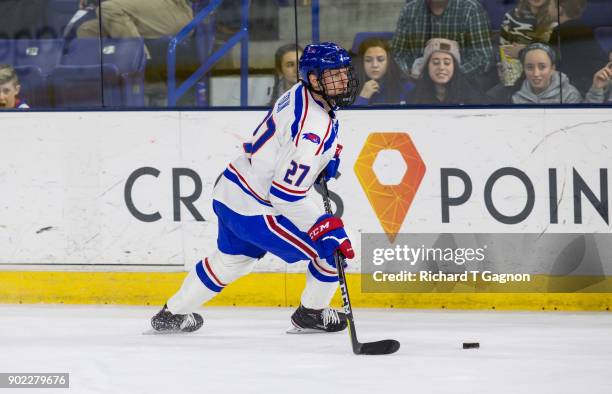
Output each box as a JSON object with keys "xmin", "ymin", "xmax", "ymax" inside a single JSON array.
[{"xmin": 167, "ymin": 0, "xmax": 249, "ymax": 106}]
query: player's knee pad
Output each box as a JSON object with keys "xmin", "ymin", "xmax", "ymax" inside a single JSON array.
[{"xmin": 195, "ymin": 250, "xmax": 256, "ymax": 293}]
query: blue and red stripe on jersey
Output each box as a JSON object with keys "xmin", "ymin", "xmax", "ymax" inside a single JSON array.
[
  {"xmin": 223, "ymin": 164, "xmax": 273, "ymax": 207},
  {"xmin": 291, "ymin": 85, "xmax": 309, "ymax": 144},
  {"xmin": 315, "ymin": 119, "xmax": 333, "ymax": 155},
  {"xmin": 321, "ymin": 119, "xmax": 339, "ymax": 155},
  {"xmin": 244, "ymin": 112, "xmax": 276, "ymax": 157},
  {"xmin": 269, "ymin": 180, "xmax": 309, "ymax": 202}
]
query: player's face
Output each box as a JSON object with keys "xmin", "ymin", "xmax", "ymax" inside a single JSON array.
[
  {"xmin": 280, "ymin": 50, "xmax": 301, "ymax": 84},
  {"xmin": 320, "ymin": 67, "xmax": 349, "ymax": 96},
  {"xmin": 523, "ymin": 49, "xmax": 555, "ymax": 93},
  {"xmin": 428, "ymin": 52, "xmax": 454, "ymax": 85},
  {"xmin": 0, "ymin": 81, "xmax": 20, "ymax": 109},
  {"xmin": 363, "ymin": 47, "xmax": 388, "ymax": 81}
]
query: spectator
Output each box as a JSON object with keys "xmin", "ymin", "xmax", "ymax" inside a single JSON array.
[
  {"xmin": 408, "ymin": 38, "xmax": 483, "ymax": 105},
  {"xmin": 77, "ymin": 0, "xmax": 194, "ymax": 106},
  {"xmin": 77, "ymin": 0, "xmax": 193, "ymax": 58},
  {"xmin": 353, "ymin": 38, "xmax": 411, "ymax": 106},
  {"xmin": 499, "ymin": 0, "xmax": 559, "ymax": 86},
  {"xmin": 500, "ymin": 0, "xmax": 558, "ymax": 50},
  {"xmin": 549, "ymin": 0, "xmax": 608, "ymax": 95},
  {"xmin": 268, "ymin": 44, "xmax": 303, "ymax": 106},
  {"xmin": 0, "ymin": 64, "xmax": 29, "ymax": 109},
  {"xmin": 512, "ymin": 43, "xmax": 582, "ymax": 104},
  {"xmin": 584, "ymin": 52, "xmax": 612, "ymax": 104},
  {"xmin": 390, "ymin": 0, "xmax": 494, "ymax": 82}
]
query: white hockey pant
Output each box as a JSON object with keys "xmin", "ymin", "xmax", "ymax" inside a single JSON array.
[{"xmin": 167, "ymin": 252, "xmax": 338, "ymax": 314}]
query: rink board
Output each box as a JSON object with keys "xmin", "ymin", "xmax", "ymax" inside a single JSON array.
[
  {"xmin": 0, "ymin": 271, "xmax": 611, "ymax": 311},
  {"xmin": 1, "ymin": 108, "xmax": 611, "ymax": 309}
]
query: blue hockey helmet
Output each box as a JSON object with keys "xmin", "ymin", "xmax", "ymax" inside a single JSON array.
[{"xmin": 298, "ymin": 42, "xmax": 358, "ymax": 107}]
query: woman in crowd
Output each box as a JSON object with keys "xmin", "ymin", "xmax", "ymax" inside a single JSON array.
[
  {"xmin": 353, "ymin": 38, "xmax": 409, "ymax": 105},
  {"xmin": 499, "ymin": 0, "xmax": 558, "ymax": 86},
  {"xmin": 512, "ymin": 42, "xmax": 582, "ymax": 104},
  {"xmin": 268, "ymin": 43, "xmax": 303, "ymax": 106},
  {"xmin": 409, "ymin": 38, "xmax": 483, "ymax": 105},
  {"xmin": 584, "ymin": 50, "xmax": 612, "ymax": 104}
]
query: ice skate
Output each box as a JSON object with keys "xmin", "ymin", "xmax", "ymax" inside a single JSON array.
[
  {"xmin": 287, "ymin": 304, "xmax": 347, "ymax": 333},
  {"xmin": 149, "ymin": 304, "xmax": 203, "ymax": 334}
]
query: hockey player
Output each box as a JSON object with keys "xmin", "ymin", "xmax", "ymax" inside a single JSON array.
[{"xmin": 151, "ymin": 42, "xmax": 359, "ymax": 334}]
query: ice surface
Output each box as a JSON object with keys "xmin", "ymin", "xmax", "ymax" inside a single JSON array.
[{"xmin": 1, "ymin": 305, "xmax": 611, "ymax": 394}]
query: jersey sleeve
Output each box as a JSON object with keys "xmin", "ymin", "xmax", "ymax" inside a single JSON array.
[{"xmin": 268, "ymin": 113, "xmax": 334, "ymax": 232}]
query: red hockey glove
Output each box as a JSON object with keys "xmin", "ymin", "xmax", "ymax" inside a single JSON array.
[{"xmin": 308, "ymin": 214, "xmax": 354, "ymax": 267}]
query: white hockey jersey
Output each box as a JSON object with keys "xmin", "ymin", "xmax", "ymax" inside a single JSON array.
[{"xmin": 213, "ymin": 82, "xmax": 341, "ymax": 232}]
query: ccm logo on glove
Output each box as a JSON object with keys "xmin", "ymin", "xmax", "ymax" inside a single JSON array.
[{"xmin": 308, "ymin": 214, "xmax": 355, "ymax": 265}]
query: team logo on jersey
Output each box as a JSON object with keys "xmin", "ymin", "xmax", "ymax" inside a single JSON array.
[{"xmin": 302, "ymin": 133, "xmax": 321, "ymax": 144}]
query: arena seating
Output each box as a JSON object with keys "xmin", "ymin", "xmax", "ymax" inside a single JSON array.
[
  {"xmin": 594, "ymin": 26, "xmax": 612, "ymax": 55},
  {"xmin": 0, "ymin": 39, "xmax": 15, "ymax": 64},
  {"xmin": 582, "ymin": 0, "xmax": 612, "ymax": 29},
  {"xmin": 46, "ymin": 0, "xmax": 80, "ymax": 38},
  {"xmin": 10, "ymin": 39, "xmax": 63, "ymax": 106},
  {"xmin": 49, "ymin": 38, "xmax": 146, "ymax": 107},
  {"xmin": 478, "ymin": 0, "xmax": 517, "ymax": 31}
]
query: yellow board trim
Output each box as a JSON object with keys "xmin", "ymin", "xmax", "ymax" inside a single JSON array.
[{"xmin": 0, "ymin": 271, "xmax": 611, "ymax": 311}]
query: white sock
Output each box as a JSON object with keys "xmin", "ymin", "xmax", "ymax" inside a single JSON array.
[
  {"xmin": 300, "ymin": 260, "xmax": 339, "ymax": 310},
  {"xmin": 167, "ymin": 267, "xmax": 217, "ymax": 314},
  {"xmin": 167, "ymin": 250, "xmax": 256, "ymax": 314}
]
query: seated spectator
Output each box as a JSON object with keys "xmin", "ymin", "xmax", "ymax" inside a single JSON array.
[
  {"xmin": 0, "ymin": 64, "xmax": 29, "ymax": 109},
  {"xmin": 499, "ymin": 0, "xmax": 558, "ymax": 86},
  {"xmin": 77, "ymin": 0, "xmax": 193, "ymax": 58},
  {"xmin": 353, "ymin": 38, "xmax": 411, "ymax": 106},
  {"xmin": 408, "ymin": 38, "xmax": 483, "ymax": 105},
  {"xmin": 584, "ymin": 51, "xmax": 612, "ymax": 104},
  {"xmin": 268, "ymin": 44, "xmax": 303, "ymax": 106},
  {"xmin": 390, "ymin": 0, "xmax": 494, "ymax": 83},
  {"xmin": 512, "ymin": 43, "xmax": 582, "ymax": 104},
  {"xmin": 549, "ymin": 0, "xmax": 608, "ymax": 95},
  {"xmin": 77, "ymin": 0, "xmax": 194, "ymax": 106}
]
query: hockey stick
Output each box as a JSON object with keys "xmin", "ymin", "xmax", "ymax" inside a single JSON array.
[{"xmin": 319, "ymin": 177, "xmax": 400, "ymax": 355}]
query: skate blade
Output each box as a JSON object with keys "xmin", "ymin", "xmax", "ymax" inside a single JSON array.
[
  {"xmin": 142, "ymin": 328, "xmax": 189, "ymax": 335},
  {"xmin": 286, "ymin": 326, "xmax": 328, "ymax": 334}
]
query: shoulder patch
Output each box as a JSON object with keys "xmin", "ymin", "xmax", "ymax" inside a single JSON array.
[
  {"xmin": 301, "ymin": 132, "xmax": 321, "ymax": 144},
  {"xmin": 277, "ymin": 92, "xmax": 291, "ymax": 112}
]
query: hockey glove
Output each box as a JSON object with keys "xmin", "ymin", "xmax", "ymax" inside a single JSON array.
[
  {"xmin": 308, "ymin": 214, "xmax": 354, "ymax": 267},
  {"xmin": 322, "ymin": 144, "xmax": 343, "ymax": 181}
]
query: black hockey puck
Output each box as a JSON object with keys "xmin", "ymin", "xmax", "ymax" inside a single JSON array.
[{"xmin": 462, "ymin": 342, "xmax": 480, "ymax": 349}]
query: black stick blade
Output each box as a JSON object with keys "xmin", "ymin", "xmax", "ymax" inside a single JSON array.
[{"xmin": 357, "ymin": 339, "xmax": 400, "ymax": 355}]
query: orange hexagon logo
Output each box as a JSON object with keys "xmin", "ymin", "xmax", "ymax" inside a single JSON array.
[{"xmin": 354, "ymin": 133, "xmax": 426, "ymax": 243}]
